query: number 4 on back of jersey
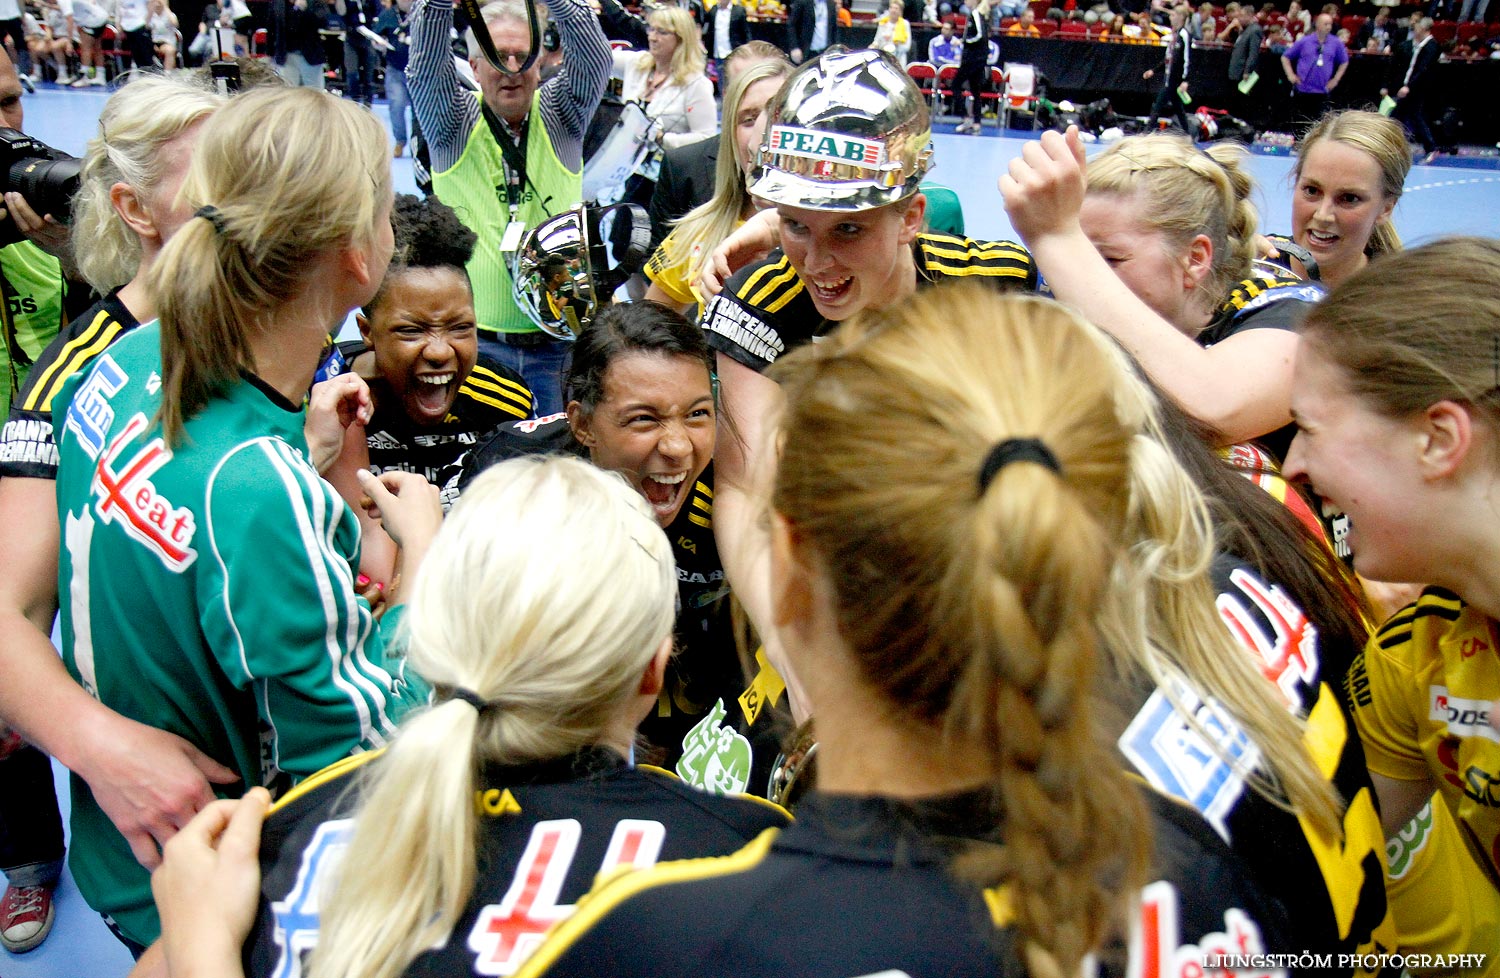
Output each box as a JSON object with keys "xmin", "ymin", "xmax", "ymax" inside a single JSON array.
[{"xmin": 469, "ymin": 819, "xmax": 665, "ymax": 975}]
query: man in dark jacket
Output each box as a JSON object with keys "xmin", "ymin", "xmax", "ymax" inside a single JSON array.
[
  {"xmin": 1385, "ymin": 16, "xmax": 1440, "ymax": 161},
  {"xmin": 271, "ymin": 0, "xmax": 330, "ymax": 87},
  {"xmin": 1228, "ymin": 4, "xmax": 1262, "ymax": 127},
  {"xmin": 787, "ymin": 0, "xmax": 838, "ymax": 64},
  {"xmin": 705, "ymin": 0, "xmax": 748, "ymax": 79}
]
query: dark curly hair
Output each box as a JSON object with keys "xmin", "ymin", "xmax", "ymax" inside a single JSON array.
[{"xmin": 365, "ymin": 194, "xmax": 478, "ymax": 312}]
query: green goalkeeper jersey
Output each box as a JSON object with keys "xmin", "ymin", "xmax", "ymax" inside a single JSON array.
[{"xmin": 52, "ymin": 322, "xmax": 427, "ymax": 945}]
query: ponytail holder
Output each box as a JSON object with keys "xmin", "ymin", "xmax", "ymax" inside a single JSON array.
[
  {"xmin": 978, "ymin": 438, "xmax": 1061, "ymax": 494},
  {"xmin": 195, "ymin": 205, "xmax": 227, "ymax": 234},
  {"xmin": 447, "ymin": 687, "xmax": 494, "ymax": 714}
]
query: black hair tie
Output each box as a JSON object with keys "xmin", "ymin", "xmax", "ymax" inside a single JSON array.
[
  {"xmin": 978, "ymin": 438, "xmax": 1061, "ymax": 494},
  {"xmin": 448, "ymin": 687, "xmax": 493, "ymax": 713},
  {"xmin": 195, "ymin": 205, "xmax": 227, "ymax": 234}
]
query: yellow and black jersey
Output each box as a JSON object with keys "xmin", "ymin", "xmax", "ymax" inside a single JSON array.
[
  {"xmin": 246, "ymin": 746, "xmax": 790, "ymax": 978},
  {"xmin": 1200, "ymin": 273, "xmax": 1325, "ymax": 348},
  {"xmin": 513, "ymin": 786, "xmax": 1290, "ymax": 978},
  {"xmin": 1356, "ymin": 588, "xmax": 1500, "ymax": 883},
  {"xmin": 339, "ymin": 341, "xmax": 533, "ymax": 490},
  {"xmin": 0, "ymin": 291, "xmax": 140, "ymax": 481},
  {"xmin": 701, "ymin": 232, "xmax": 1036, "ymax": 373},
  {"xmin": 1117, "ymin": 555, "xmax": 1395, "ymax": 974},
  {"xmin": 639, "ymin": 465, "xmax": 783, "ymax": 798},
  {"xmin": 1200, "ymin": 273, "xmax": 1325, "ymax": 464}
]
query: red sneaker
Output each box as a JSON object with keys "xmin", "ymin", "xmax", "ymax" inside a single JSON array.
[{"xmin": 0, "ymin": 883, "xmax": 55, "ymax": 953}]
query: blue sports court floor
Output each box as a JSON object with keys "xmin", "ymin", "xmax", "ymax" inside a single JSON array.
[{"xmin": 8, "ymin": 79, "xmax": 1500, "ymax": 977}]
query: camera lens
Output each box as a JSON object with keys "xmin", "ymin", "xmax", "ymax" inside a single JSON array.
[{"xmin": 10, "ymin": 156, "xmax": 83, "ymax": 225}]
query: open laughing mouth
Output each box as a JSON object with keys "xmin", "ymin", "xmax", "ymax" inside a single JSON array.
[
  {"xmin": 640, "ymin": 471, "xmax": 689, "ymax": 521},
  {"xmin": 412, "ymin": 372, "xmax": 456, "ymax": 417},
  {"xmin": 808, "ymin": 275, "xmax": 853, "ymax": 305}
]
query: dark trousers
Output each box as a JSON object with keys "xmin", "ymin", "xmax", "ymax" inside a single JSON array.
[
  {"xmin": 1148, "ymin": 85, "xmax": 1192, "ymax": 133},
  {"xmin": 124, "ymin": 27, "xmax": 156, "ymax": 71},
  {"xmin": 954, "ymin": 59, "xmax": 986, "ymax": 124},
  {"xmin": 1394, "ymin": 93, "xmax": 1435, "ymax": 153},
  {"xmin": 343, "ymin": 32, "xmax": 374, "ymax": 104},
  {"xmin": 0, "ymin": 18, "xmax": 28, "ymax": 74},
  {"xmin": 0, "ymin": 742, "xmax": 65, "ymax": 889}
]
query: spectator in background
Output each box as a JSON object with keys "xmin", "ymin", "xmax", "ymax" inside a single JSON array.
[
  {"xmin": 335, "ymin": 0, "xmax": 378, "ymax": 106},
  {"xmin": 67, "ymin": 0, "xmax": 107, "ymax": 84},
  {"xmin": 1188, "ymin": 0, "xmax": 1214, "ymax": 38},
  {"xmin": 1286, "ymin": 0, "xmax": 1311, "ymax": 33},
  {"xmin": 115, "ymin": 0, "xmax": 156, "ymax": 71},
  {"xmin": 613, "ymin": 6, "xmax": 716, "ymax": 150},
  {"xmin": 375, "ymin": 0, "xmax": 414, "ymax": 155},
  {"xmin": 148, "ymin": 0, "xmax": 178, "ymax": 69},
  {"xmin": 1214, "ymin": 1, "xmax": 1242, "ymax": 40},
  {"xmin": 1354, "ymin": 6, "xmax": 1393, "ymax": 51},
  {"xmin": 953, "ymin": 0, "xmax": 989, "ymax": 133},
  {"xmin": 270, "ymin": 0, "xmax": 328, "ymax": 87},
  {"xmin": 1458, "ymin": 0, "xmax": 1488, "ymax": 21},
  {"xmin": 1228, "ymin": 3, "xmax": 1262, "ymax": 122},
  {"xmin": 928, "ymin": 19, "xmax": 959, "ymax": 64},
  {"xmin": 704, "ymin": 0, "xmax": 748, "ymax": 80},
  {"xmin": 786, "ymin": 0, "xmax": 837, "ymax": 64},
  {"xmin": 1143, "ymin": 3, "xmax": 1192, "ymax": 132},
  {"xmin": 1281, "ymin": 13, "xmax": 1347, "ymax": 134},
  {"xmin": 1007, "ymin": 6, "xmax": 1040, "ymax": 33},
  {"xmin": 873, "ymin": 0, "xmax": 911, "ymax": 65},
  {"xmin": 837, "ymin": 0, "xmax": 852, "ymax": 25},
  {"xmin": 646, "ymin": 40, "xmax": 785, "ymax": 249},
  {"xmin": 1384, "ymin": 16, "xmax": 1439, "ymax": 163},
  {"xmin": 0, "ymin": 0, "xmax": 34, "ymax": 82},
  {"xmin": 407, "ymin": 0, "xmax": 609, "ymax": 416}
]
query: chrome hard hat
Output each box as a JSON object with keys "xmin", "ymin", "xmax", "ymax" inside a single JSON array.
[
  {"xmin": 513, "ymin": 204, "xmax": 653, "ymax": 340},
  {"xmin": 748, "ymin": 47, "xmax": 933, "ymax": 212},
  {"xmin": 513, "ymin": 209, "xmax": 594, "ymax": 341}
]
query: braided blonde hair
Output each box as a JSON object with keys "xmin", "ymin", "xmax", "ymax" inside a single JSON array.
[{"xmin": 770, "ymin": 282, "xmax": 1149, "ymax": 978}]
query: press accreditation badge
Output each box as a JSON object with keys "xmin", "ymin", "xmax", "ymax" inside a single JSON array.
[{"xmin": 500, "ymin": 220, "xmax": 525, "ymax": 254}]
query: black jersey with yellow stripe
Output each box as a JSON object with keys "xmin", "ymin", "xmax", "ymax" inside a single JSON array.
[
  {"xmin": 1200, "ymin": 272, "xmax": 1324, "ymax": 347},
  {"xmin": 1199, "ymin": 272, "xmax": 1325, "ymax": 463},
  {"xmin": 339, "ymin": 341, "xmax": 533, "ymax": 487},
  {"xmin": 245, "ymin": 746, "xmax": 789, "ymax": 978},
  {"xmin": 0, "ymin": 291, "xmax": 140, "ymax": 481},
  {"xmin": 701, "ymin": 232, "xmax": 1036, "ymax": 373},
  {"xmin": 513, "ymin": 785, "xmax": 1290, "ymax": 978},
  {"xmin": 1117, "ymin": 555, "xmax": 1395, "ymax": 975}
]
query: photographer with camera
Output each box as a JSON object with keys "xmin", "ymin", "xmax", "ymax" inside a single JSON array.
[
  {"xmin": 0, "ymin": 47, "xmax": 78, "ymax": 419},
  {"xmin": 407, "ymin": 0, "xmax": 609, "ymax": 416}
]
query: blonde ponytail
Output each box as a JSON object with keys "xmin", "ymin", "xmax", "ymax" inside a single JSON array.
[
  {"xmin": 309, "ymin": 456, "xmax": 677, "ymax": 978},
  {"xmin": 145, "ymin": 87, "xmax": 390, "ymax": 446},
  {"xmin": 771, "ymin": 283, "xmax": 1149, "ymax": 978}
]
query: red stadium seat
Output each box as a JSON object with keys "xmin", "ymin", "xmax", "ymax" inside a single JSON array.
[
  {"xmin": 1340, "ymin": 14, "xmax": 1365, "ymax": 35},
  {"xmin": 978, "ymin": 65, "xmax": 1003, "ymax": 125},
  {"xmin": 1059, "ymin": 18, "xmax": 1087, "ymax": 35},
  {"xmin": 251, "ymin": 27, "xmax": 268, "ymax": 57},
  {"xmin": 98, "ymin": 23, "xmax": 130, "ymax": 79},
  {"xmin": 1036, "ymin": 19, "xmax": 1058, "ymax": 36},
  {"xmin": 1430, "ymin": 19, "xmax": 1458, "ymax": 43},
  {"xmin": 907, "ymin": 61, "xmax": 938, "ymax": 110},
  {"xmin": 1457, "ymin": 21, "xmax": 1485, "ymax": 43}
]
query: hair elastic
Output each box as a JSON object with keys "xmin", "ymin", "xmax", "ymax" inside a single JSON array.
[
  {"xmin": 448, "ymin": 687, "xmax": 493, "ymax": 713},
  {"xmin": 194, "ymin": 205, "xmax": 227, "ymax": 234},
  {"xmin": 978, "ymin": 437, "xmax": 1061, "ymax": 493}
]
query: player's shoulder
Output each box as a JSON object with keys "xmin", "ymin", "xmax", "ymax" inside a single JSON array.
[
  {"xmin": 916, "ymin": 232, "xmax": 1035, "ymax": 284},
  {"xmin": 19, "ymin": 293, "xmax": 142, "ymax": 414},
  {"xmin": 460, "ymin": 355, "xmax": 534, "ymax": 422},
  {"xmin": 722, "ymin": 250, "xmax": 804, "ymax": 314},
  {"xmin": 512, "ymin": 827, "xmax": 783, "ymax": 978},
  {"xmin": 1372, "ymin": 586, "xmax": 1467, "ymax": 660}
]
